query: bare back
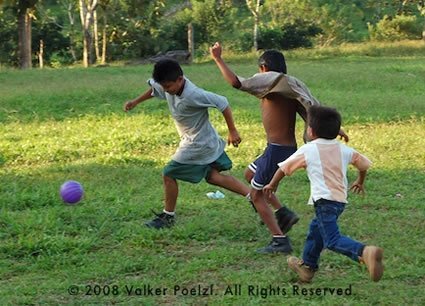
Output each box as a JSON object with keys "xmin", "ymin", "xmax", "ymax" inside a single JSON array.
[{"xmin": 261, "ymin": 93, "xmax": 297, "ymax": 146}]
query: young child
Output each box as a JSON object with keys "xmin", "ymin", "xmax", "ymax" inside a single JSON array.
[
  {"xmin": 263, "ymin": 105, "xmax": 384, "ymax": 282},
  {"xmin": 124, "ymin": 59, "xmax": 251, "ymax": 229},
  {"xmin": 210, "ymin": 42, "xmax": 348, "ymax": 254}
]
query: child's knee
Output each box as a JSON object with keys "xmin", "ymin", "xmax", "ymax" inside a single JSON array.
[
  {"xmin": 244, "ymin": 168, "xmax": 254, "ymax": 183},
  {"xmin": 206, "ymin": 169, "xmax": 219, "ymax": 185}
]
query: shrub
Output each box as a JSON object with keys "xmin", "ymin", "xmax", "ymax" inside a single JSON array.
[
  {"xmin": 258, "ymin": 20, "xmax": 322, "ymax": 50},
  {"xmin": 368, "ymin": 15, "xmax": 422, "ymax": 41}
]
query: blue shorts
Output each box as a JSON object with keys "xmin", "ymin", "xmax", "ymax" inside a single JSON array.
[{"xmin": 249, "ymin": 143, "xmax": 297, "ymax": 190}]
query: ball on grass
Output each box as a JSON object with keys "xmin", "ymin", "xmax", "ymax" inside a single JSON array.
[{"xmin": 60, "ymin": 180, "xmax": 84, "ymax": 204}]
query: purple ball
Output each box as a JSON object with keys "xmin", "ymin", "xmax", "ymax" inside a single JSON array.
[{"xmin": 60, "ymin": 180, "xmax": 84, "ymax": 204}]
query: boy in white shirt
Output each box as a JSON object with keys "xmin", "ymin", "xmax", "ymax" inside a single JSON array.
[{"xmin": 264, "ymin": 105, "xmax": 384, "ymax": 283}]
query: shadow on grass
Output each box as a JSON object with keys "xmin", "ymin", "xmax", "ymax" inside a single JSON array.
[
  {"xmin": 0, "ymin": 163, "xmax": 424, "ymax": 305},
  {"xmin": 0, "ymin": 163, "xmax": 423, "ymax": 255}
]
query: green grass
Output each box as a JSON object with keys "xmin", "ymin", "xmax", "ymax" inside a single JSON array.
[{"xmin": 0, "ymin": 51, "xmax": 424, "ymax": 305}]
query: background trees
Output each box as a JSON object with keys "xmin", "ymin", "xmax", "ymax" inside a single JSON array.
[{"xmin": 0, "ymin": 0, "xmax": 423, "ymax": 69}]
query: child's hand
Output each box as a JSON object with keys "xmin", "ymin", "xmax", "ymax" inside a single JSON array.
[
  {"xmin": 350, "ymin": 180, "xmax": 365, "ymax": 195},
  {"xmin": 228, "ymin": 130, "xmax": 242, "ymax": 147},
  {"xmin": 338, "ymin": 129, "xmax": 349, "ymax": 142},
  {"xmin": 124, "ymin": 100, "xmax": 136, "ymax": 112},
  {"xmin": 263, "ymin": 183, "xmax": 277, "ymax": 199},
  {"xmin": 210, "ymin": 42, "xmax": 222, "ymax": 60}
]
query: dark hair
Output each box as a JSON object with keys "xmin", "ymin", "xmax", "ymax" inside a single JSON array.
[
  {"xmin": 308, "ymin": 105, "xmax": 341, "ymax": 139},
  {"xmin": 258, "ymin": 50, "xmax": 287, "ymax": 73},
  {"xmin": 152, "ymin": 59, "xmax": 183, "ymax": 83}
]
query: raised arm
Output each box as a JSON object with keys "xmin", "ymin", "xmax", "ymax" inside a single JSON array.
[
  {"xmin": 210, "ymin": 42, "xmax": 242, "ymax": 89},
  {"xmin": 124, "ymin": 88, "xmax": 153, "ymax": 112},
  {"xmin": 221, "ymin": 106, "xmax": 241, "ymax": 147}
]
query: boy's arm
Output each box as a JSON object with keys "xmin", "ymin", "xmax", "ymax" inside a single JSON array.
[
  {"xmin": 350, "ymin": 170, "xmax": 367, "ymax": 194},
  {"xmin": 124, "ymin": 88, "xmax": 153, "ymax": 112},
  {"xmin": 210, "ymin": 42, "xmax": 242, "ymax": 88},
  {"xmin": 263, "ymin": 169, "xmax": 286, "ymax": 198},
  {"xmin": 338, "ymin": 129, "xmax": 349, "ymax": 142},
  {"xmin": 349, "ymin": 151, "xmax": 372, "ymax": 194},
  {"xmin": 221, "ymin": 106, "xmax": 241, "ymax": 147}
]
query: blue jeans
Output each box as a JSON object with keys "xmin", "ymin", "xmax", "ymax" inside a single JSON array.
[{"xmin": 302, "ymin": 199, "xmax": 365, "ymax": 270}]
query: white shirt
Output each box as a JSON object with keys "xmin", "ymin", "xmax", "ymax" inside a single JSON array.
[{"xmin": 278, "ymin": 138, "xmax": 372, "ymax": 204}]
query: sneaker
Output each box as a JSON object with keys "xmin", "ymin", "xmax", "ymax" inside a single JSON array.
[
  {"xmin": 287, "ymin": 256, "xmax": 316, "ymax": 283},
  {"xmin": 256, "ymin": 236, "xmax": 293, "ymax": 254},
  {"xmin": 360, "ymin": 246, "xmax": 384, "ymax": 282},
  {"xmin": 145, "ymin": 211, "xmax": 175, "ymax": 229},
  {"xmin": 275, "ymin": 207, "xmax": 299, "ymax": 234}
]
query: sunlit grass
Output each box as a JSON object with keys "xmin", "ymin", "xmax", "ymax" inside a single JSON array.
[{"xmin": 0, "ymin": 54, "xmax": 424, "ymax": 305}]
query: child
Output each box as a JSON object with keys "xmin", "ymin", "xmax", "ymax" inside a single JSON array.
[
  {"xmin": 124, "ymin": 59, "xmax": 251, "ymax": 229},
  {"xmin": 263, "ymin": 105, "xmax": 384, "ymax": 282},
  {"xmin": 210, "ymin": 42, "xmax": 348, "ymax": 254}
]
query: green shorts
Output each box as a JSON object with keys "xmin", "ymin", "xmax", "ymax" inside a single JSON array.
[{"xmin": 163, "ymin": 152, "xmax": 233, "ymax": 183}]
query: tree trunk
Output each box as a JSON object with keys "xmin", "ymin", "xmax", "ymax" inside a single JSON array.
[
  {"xmin": 18, "ymin": 9, "xmax": 32, "ymax": 69},
  {"xmin": 253, "ymin": 12, "xmax": 259, "ymax": 51},
  {"xmin": 67, "ymin": 3, "xmax": 77, "ymax": 61},
  {"xmin": 94, "ymin": 9, "xmax": 100, "ymax": 63},
  {"xmin": 38, "ymin": 39, "xmax": 44, "ymax": 68},
  {"xmin": 79, "ymin": 0, "xmax": 97, "ymax": 67},
  {"xmin": 187, "ymin": 23, "xmax": 194, "ymax": 63},
  {"xmin": 246, "ymin": 0, "xmax": 261, "ymax": 51},
  {"xmin": 423, "ymin": 17, "xmax": 425, "ymax": 41},
  {"xmin": 101, "ymin": 15, "xmax": 107, "ymax": 65}
]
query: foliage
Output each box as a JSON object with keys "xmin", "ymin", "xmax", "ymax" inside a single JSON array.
[
  {"xmin": 368, "ymin": 14, "xmax": 422, "ymax": 41},
  {"xmin": 258, "ymin": 20, "xmax": 322, "ymax": 50},
  {"xmin": 1, "ymin": 0, "xmax": 425, "ymax": 67},
  {"xmin": 0, "ymin": 8, "xmax": 18, "ymax": 66},
  {"xmin": 32, "ymin": 13, "xmax": 71, "ymax": 66}
]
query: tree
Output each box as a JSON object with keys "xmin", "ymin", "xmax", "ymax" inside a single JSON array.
[
  {"xmin": 246, "ymin": 0, "xmax": 263, "ymax": 50},
  {"xmin": 79, "ymin": 0, "xmax": 97, "ymax": 67},
  {"xmin": 418, "ymin": 0, "xmax": 425, "ymax": 40},
  {"xmin": 15, "ymin": 0, "xmax": 38, "ymax": 69}
]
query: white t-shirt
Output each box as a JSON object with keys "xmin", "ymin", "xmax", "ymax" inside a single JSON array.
[
  {"xmin": 149, "ymin": 77, "xmax": 229, "ymax": 165},
  {"xmin": 278, "ymin": 138, "xmax": 372, "ymax": 204}
]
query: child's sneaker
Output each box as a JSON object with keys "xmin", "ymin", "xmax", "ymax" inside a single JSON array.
[
  {"xmin": 256, "ymin": 236, "xmax": 293, "ymax": 254},
  {"xmin": 145, "ymin": 211, "xmax": 175, "ymax": 229},
  {"xmin": 275, "ymin": 207, "xmax": 299, "ymax": 234},
  {"xmin": 287, "ymin": 256, "xmax": 316, "ymax": 283},
  {"xmin": 360, "ymin": 246, "xmax": 384, "ymax": 282}
]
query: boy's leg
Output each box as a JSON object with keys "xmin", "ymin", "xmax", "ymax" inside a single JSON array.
[
  {"xmin": 250, "ymin": 189, "xmax": 281, "ymax": 235},
  {"xmin": 206, "ymin": 168, "xmax": 250, "ymax": 196},
  {"xmin": 288, "ymin": 218, "xmax": 322, "ymax": 283},
  {"xmin": 302, "ymin": 218, "xmax": 323, "ymax": 269},
  {"xmin": 315, "ymin": 200, "xmax": 365, "ymax": 262},
  {"xmin": 163, "ymin": 175, "xmax": 178, "ymax": 212},
  {"xmin": 145, "ymin": 174, "xmax": 177, "ymax": 229},
  {"xmin": 245, "ymin": 167, "xmax": 282, "ymax": 210},
  {"xmin": 248, "ymin": 145, "xmax": 299, "ymax": 234},
  {"xmin": 251, "ymin": 188, "xmax": 292, "ymax": 254},
  {"xmin": 314, "ymin": 199, "xmax": 383, "ymax": 281},
  {"xmin": 146, "ymin": 160, "xmax": 204, "ymax": 229}
]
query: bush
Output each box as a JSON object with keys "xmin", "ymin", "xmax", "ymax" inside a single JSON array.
[
  {"xmin": 368, "ymin": 15, "xmax": 422, "ymax": 41},
  {"xmin": 49, "ymin": 51, "xmax": 74, "ymax": 68},
  {"xmin": 258, "ymin": 20, "xmax": 322, "ymax": 50}
]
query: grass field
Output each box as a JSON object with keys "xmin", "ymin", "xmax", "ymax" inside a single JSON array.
[{"xmin": 1, "ymin": 47, "xmax": 425, "ymax": 305}]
